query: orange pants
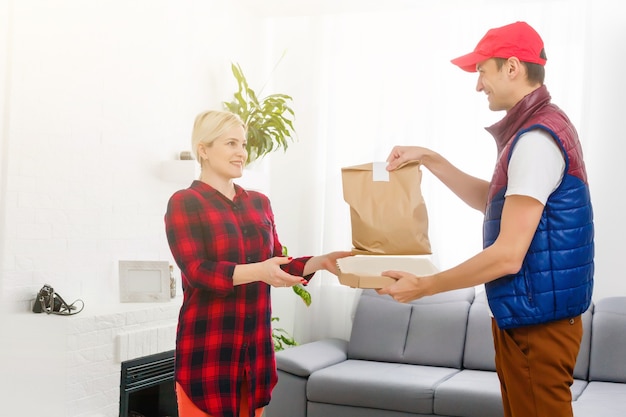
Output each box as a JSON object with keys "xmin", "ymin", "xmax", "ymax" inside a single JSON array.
[
  {"xmin": 492, "ymin": 316, "xmax": 582, "ymax": 417},
  {"xmin": 175, "ymin": 381, "xmax": 264, "ymax": 417}
]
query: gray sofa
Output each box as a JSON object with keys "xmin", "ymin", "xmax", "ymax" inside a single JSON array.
[{"xmin": 265, "ymin": 287, "xmax": 626, "ymax": 417}]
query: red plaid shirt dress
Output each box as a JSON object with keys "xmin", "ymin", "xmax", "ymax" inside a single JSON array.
[{"xmin": 164, "ymin": 180, "xmax": 312, "ymax": 417}]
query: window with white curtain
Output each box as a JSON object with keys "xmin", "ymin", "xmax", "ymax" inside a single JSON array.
[{"xmin": 257, "ymin": 0, "xmax": 588, "ymax": 344}]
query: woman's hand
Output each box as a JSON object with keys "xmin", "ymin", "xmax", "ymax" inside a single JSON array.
[
  {"xmin": 234, "ymin": 256, "xmax": 307, "ymax": 287},
  {"xmin": 303, "ymin": 251, "xmax": 354, "ymax": 277}
]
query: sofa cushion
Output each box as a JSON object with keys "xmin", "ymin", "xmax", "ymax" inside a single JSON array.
[
  {"xmin": 573, "ymin": 381, "xmax": 626, "ymax": 417},
  {"xmin": 571, "ymin": 378, "xmax": 589, "ymax": 401},
  {"xmin": 435, "ymin": 370, "xmax": 588, "ymax": 417},
  {"xmin": 348, "ymin": 289, "xmax": 474, "ymax": 365},
  {"xmin": 573, "ymin": 302, "xmax": 593, "ymax": 380},
  {"xmin": 433, "ymin": 369, "xmax": 502, "ymax": 417},
  {"xmin": 588, "ymin": 297, "xmax": 626, "ymax": 382},
  {"xmin": 275, "ymin": 338, "xmax": 348, "ymax": 377},
  {"xmin": 403, "ymin": 299, "xmax": 471, "ymax": 368},
  {"xmin": 463, "ymin": 290, "xmax": 496, "ymax": 371},
  {"xmin": 307, "ymin": 359, "xmax": 459, "ymax": 414},
  {"xmin": 348, "ymin": 292, "xmax": 412, "ymax": 362},
  {"xmin": 307, "ymin": 402, "xmax": 419, "ymax": 417}
]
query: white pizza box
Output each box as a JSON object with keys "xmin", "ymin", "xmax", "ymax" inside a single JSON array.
[{"xmin": 337, "ymin": 255, "xmax": 438, "ymax": 289}]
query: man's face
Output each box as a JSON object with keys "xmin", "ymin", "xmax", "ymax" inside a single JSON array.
[{"xmin": 475, "ymin": 58, "xmax": 515, "ymax": 112}]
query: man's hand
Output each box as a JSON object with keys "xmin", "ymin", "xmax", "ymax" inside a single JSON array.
[
  {"xmin": 386, "ymin": 146, "xmax": 433, "ymax": 171},
  {"xmin": 376, "ymin": 271, "xmax": 434, "ymax": 303}
]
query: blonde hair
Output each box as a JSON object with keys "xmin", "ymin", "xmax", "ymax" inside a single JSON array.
[{"xmin": 191, "ymin": 110, "xmax": 246, "ymax": 162}]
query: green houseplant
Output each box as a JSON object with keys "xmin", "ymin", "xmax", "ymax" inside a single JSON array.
[
  {"xmin": 223, "ymin": 62, "xmax": 296, "ymax": 164},
  {"xmin": 223, "ymin": 63, "xmax": 310, "ymax": 350}
]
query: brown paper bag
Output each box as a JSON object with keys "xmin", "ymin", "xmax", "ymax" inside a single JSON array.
[{"xmin": 341, "ymin": 161, "xmax": 431, "ymax": 255}]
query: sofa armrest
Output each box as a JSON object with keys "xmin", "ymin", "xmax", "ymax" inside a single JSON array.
[{"xmin": 276, "ymin": 338, "xmax": 348, "ymax": 377}]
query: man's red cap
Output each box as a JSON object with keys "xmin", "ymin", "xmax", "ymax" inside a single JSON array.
[{"xmin": 451, "ymin": 21, "xmax": 547, "ymax": 72}]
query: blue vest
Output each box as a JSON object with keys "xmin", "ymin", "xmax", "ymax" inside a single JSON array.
[{"xmin": 483, "ymin": 85, "xmax": 594, "ymax": 329}]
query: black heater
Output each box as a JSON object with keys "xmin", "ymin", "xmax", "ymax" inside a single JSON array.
[{"xmin": 119, "ymin": 350, "xmax": 178, "ymax": 417}]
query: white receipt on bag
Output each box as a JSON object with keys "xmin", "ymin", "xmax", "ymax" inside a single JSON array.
[{"xmin": 372, "ymin": 161, "xmax": 389, "ymax": 182}]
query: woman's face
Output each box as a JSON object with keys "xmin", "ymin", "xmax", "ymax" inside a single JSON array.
[{"xmin": 201, "ymin": 125, "xmax": 248, "ymax": 179}]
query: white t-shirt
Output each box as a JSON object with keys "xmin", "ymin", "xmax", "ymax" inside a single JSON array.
[{"xmin": 505, "ymin": 129, "xmax": 565, "ymax": 203}]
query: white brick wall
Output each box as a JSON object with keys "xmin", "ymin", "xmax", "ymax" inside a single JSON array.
[
  {"xmin": 0, "ymin": 0, "xmax": 254, "ymax": 311},
  {"xmin": 80, "ymin": 301, "xmax": 179, "ymax": 417},
  {"xmin": 12, "ymin": 299, "xmax": 183, "ymax": 417},
  {"xmin": 0, "ymin": 3, "xmax": 252, "ymax": 415}
]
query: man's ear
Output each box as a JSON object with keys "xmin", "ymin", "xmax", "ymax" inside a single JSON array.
[{"xmin": 506, "ymin": 57, "xmax": 523, "ymax": 78}]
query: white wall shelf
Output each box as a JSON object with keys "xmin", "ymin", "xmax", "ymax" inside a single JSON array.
[{"xmin": 159, "ymin": 160, "xmax": 198, "ymax": 183}]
